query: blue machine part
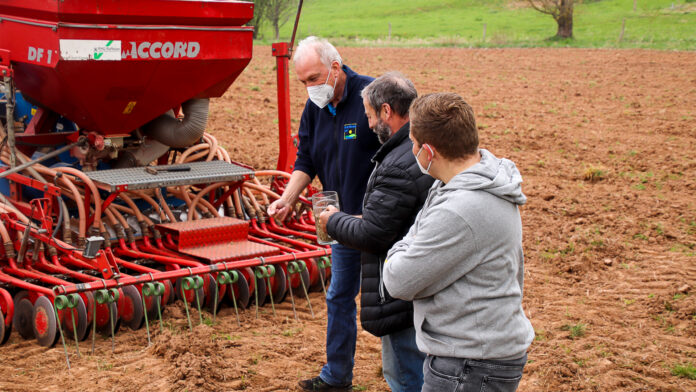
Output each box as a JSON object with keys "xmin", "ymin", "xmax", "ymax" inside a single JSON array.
[{"xmin": 1, "ymin": 91, "xmax": 77, "ymax": 131}]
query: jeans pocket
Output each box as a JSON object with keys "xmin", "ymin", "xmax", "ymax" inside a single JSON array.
[
  {"xmin": 480, "ymin": 374, "xmax": 522, "ymax": 392},
  {"xmin": 422, "ymin": 356, "xmax": 459, "ymax": 392}
]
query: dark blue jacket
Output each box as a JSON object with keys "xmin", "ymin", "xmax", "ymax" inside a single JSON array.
[{"xmin": 294, "ymin": 65, "xmax": 381, "ymax": 215}]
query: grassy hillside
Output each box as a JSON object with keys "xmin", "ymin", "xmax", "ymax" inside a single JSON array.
[{"xmin": 254, "ymin": 0, "xmax": 696, "ymax": 50}]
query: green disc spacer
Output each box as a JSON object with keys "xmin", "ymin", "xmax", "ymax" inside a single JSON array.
[
  {"xmin": 108, "ymin": 288, "xmax": 120, "ymax": 303},
  {"xmin": 254, "ymin": 266, "xmax": 267, "ymax": 279},
  {"xmin": 287, "ymin": 261, "xmax": 299, "ymax": 274},
  {"xmin": 266, "ymin": 265, "xmax": 276, "ymax": 277},
  {"xmin": 318, "ymin": 256, "xmax": 331, "ymax": 268},
  {"xmin": 217, "ymin": 271, "xmax": 231, "ymax": 285},
  {"xmin": 154, "ymin": 282, "xmax": 165, "ymax": 296},
  {"xmin": 95, "ymin": 290, "xmax": 109, "ymax": 304},
  {"xmin": 142, "ymin": 283, "xmax": 156, "ymax": 297},
  {"xmin": 192, "ymin": 275, "xmax": 204, "ymax": 290},
  {"xmin": 67, "ymin": 294, "xmax": 80, "ymax": 309},
  {"xmin": 297, "ymin": 260, "xmax": 307, "ymax": 272},
  {"xmin": 54, "ymin": 295, "xmax": 68, "ymax": 310}
]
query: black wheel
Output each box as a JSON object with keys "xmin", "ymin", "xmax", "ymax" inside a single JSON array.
[
  {"xmin": 13, "ymin": 298, "xmax": 35, "ymax": 340},
  {"xmin": 120, "ymin": 285, "xmax": 144, "ymax": 330},
  {"xmin": 0, "ymin": 311, "xmax": 10, "ymax": 345},
  {"xmin": 33, "ymin": 296, "xmax": 58, "ymax": 348}
]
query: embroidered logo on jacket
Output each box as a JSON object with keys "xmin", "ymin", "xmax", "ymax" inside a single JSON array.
[{"xmin": 343, "ymin": 123, "xmax": 357, "ymax": 140}]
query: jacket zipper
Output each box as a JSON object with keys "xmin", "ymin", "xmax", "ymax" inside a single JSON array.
[
  {"xmin": 332, "ymin": 114, "xmax": 341, "ymax": 195},
  {"xmin": 378, "ymin": 255, "xmax": 386, "ymax": 304}
]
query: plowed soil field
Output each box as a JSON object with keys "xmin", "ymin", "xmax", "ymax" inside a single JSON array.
[{"xmin": 1, "ymin": 46, "xmax": 695, "ymax": 392}]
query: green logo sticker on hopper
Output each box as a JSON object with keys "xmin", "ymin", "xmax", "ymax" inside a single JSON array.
[{"xmin": 60, "ymin": 39, "xmax": 122, "ymax": 61}]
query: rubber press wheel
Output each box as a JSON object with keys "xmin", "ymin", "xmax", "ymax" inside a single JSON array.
[
  {"xmin": 120, "ymin": 285, "xmax": 144, "ymax": 330},
  {"xmin": 60, "ymin": 295, "xmax": 89, "ymax": 342},
  {"xmin": 0, "ymin": 311, "xmax": 10, "ymax": 345},
  {"xmin": 13, "ymin": 298, "xmax": 35, "ymax": 340},
  {"xmin": 32, "ymin": 296, "xmax": 59, "ymax": 348}
]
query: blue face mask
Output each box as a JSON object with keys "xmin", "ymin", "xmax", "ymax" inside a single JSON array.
[{"xmin": 415, "ymin": 144, "xmax": 433, "ymax": 175}]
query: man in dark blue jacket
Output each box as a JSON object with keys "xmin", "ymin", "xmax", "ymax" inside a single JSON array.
[
  {"xmin": 319, "ymin": 72, "xmax": 434, "ymax": 392},
  {"xmin": 267, "ymin": 36, "xmax": 380, "ymax": 391}
]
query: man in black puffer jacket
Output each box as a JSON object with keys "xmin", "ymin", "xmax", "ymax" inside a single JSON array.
[{"xmin": 318, "ymin": 72, "xmax": 434, "ymax": 392}]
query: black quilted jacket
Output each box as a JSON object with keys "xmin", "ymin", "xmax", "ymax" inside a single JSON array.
[{"xmin": 326, "ymin": 123, "xmax": 434, "ymax": 337}]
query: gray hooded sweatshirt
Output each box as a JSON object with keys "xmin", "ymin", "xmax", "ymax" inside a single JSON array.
[{"xmin": 383, "ymin": 148, "xmax": 534, "ymax": 361}]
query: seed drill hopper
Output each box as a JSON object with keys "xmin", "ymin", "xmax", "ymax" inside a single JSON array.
[{"xmin": 0, "ymin": 0, "xmax": 328, "ymax": 351}]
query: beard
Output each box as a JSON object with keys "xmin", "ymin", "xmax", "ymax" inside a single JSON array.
[{"xmin": 373, "ymin": 120, "xmax": 392, "ymax": 144}]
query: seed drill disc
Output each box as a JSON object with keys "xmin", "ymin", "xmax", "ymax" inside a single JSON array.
[
  {"xmin": 80, "ymin": 292, "xmax": 94, "ymax": 341},
  {"xmin": 268, "ymin": 265, "xmax": 288, "ymax": 304},
  {"xmin": 165, "ymin": 280, "xmax": 176, "ymax": 305},
  {"xmin": 13, "ymin": 298, "xmax": 35, "ymax": 340},
  {"xmin": 252, "ymin": 272, "xmax": 267, "ymax": 307},
  {"xmin": 120, "ymin": 285, "xmax": 144, "ymax": 330},
  {"xmin": 206, "ymin": 275, "xmax": 226, "ymax": 313},
  {"xmin": 290, "ymin": 267, "xmax": 311, "ymax": 298},
  {"xmin": 32, "ymin": 296, "xmax": 58, "ymax": 348},
  {"xmin": 96, "ymin": 302, "xmax": 120, "ymax": 336},
  {"xmin": 60, "ymin": 295, "xmax": 89, "ymax": 342},
  {"xmin": 0, "ymin": 311, "xmax": 10, "ymax": 345},
  {"xmin": 12, "ymin": 290, "xmax": 29, "ymax": 307},
  {"xmin": 225, "ymin": 270, "xmax": 250, "ymax": 309},
  {"xmin": 143, "ymin": 290, "xmax": 157, "ymax": 321}
]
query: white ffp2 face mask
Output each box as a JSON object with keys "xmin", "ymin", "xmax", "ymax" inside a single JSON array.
[
  {"xmin": 415, "ymin": 144, "xmax": 433, "ymax": 175},
  {"xmin": 307, "ymin": 68, "xmax": 338, "ymax": 109}
]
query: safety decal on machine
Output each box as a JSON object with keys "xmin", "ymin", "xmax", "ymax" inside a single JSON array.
[
  {"xmin": 59, "ymin": 40, "xmax": 122, "ymax": 61},
  {"xmin": 343, "ymin": 123, "xmax": 357, "ymax": 140}
]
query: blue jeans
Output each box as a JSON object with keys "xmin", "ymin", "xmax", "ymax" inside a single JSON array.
[
  {"xmin": 382, "ymin": 326, "xmax": 425, "ymax": 392},
  {"xmin": 422, "ymin": 354, "xmax": 527, "ymax": 392},
  {"xmin": 319, "ymin": 243, "xmax": 361, "ymax": 386}
]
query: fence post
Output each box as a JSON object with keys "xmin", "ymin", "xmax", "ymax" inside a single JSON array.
[
  {"xmin": 618, "ymin": 18, "xmax": 626, "ymax": 43},
  {"xmin": 483, "ymin": 23, "xmax": 487, "ymax": 41},
  {"xmin": 388, "ymin": 22, "xmax": 392, "ymax": 40}
]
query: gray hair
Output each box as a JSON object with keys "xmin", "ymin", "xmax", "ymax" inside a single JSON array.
[
  {"xmin": 293, "ymin": 36, "xmax": 342, "ymax": 68},
  {"xmin": 361, "ymin": 72, "xmax": 417, "ymax": 117}
]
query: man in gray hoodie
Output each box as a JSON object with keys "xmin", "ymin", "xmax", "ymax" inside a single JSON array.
[{"xmin": 383, "ymin": 92, "xmax": 534, "ymax": 392}]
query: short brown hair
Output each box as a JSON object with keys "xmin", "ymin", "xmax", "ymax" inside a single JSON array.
[{"xmin": 409, "ymin": 93, "xmax": 478, "ymax": 160}]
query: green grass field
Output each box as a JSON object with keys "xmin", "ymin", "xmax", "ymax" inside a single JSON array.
[{"xmin": 254, "ymin": 0, "xmax": 696, "ymax": 50}]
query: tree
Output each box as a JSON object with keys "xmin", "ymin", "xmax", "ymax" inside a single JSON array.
[
  {"xmin": 527, "ymin": 0, "xmax": 575, "ymax": 39},
  {"xmin": 265, "ymin": 0, "xmax": 298, "ymax": 41},
  {"xmin": 248, "ymin": 0, "xmax": 269, "ymax": 39}
]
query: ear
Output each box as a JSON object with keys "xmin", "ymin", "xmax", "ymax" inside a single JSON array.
[
  {"xmin": 381, "ymin": 103, "xmax": 392, "ymax": 119},
  {"xmin": 424, "ymin": 144, "xmax": 436, "ymax": 160},
  {"xmin": 330, "ymin": 61, "xmax": 341, "ymax": 76}
]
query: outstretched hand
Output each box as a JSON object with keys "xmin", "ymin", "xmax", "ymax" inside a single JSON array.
[{"xmin": 268, "ymin": 198, "xmax": 293, "ymax": 221}]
